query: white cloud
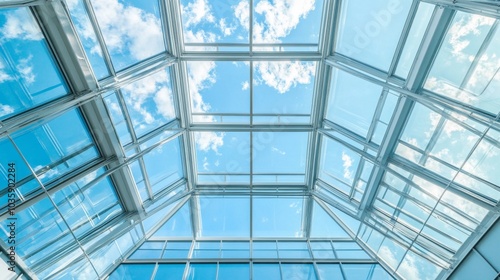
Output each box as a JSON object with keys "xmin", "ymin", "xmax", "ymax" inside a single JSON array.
[
  {"xmin": 218, "ymin": 18, "xmax": 236, "ymax": 37},
  {"xmin": 16, "ymin": 56, "xmax": 36, "ymax": 85},
  {"xmin": 254, "ymin": 61, "xmax": 315, "ymax": 94},
  {"xmin": 253, "ymin": 0, "xmax": 316, "ymax": 43},
  {"xmin": 271, "ymin": 147, "xmax": 286, "ymax": 155},
  {"xmin": 82, "ymin": 0, "xmax": 164, "ymax": 61},
  {"xmin": 203, "ymin": 157, "xmax": 210, "ymax": 171},
  {"xmin": 123, "ymin": 69, "xmax": 175, "ymax": 125},
  {"xmin": 0, "ymin": 61, "xmax": 13, "ymax": 83},
  {"xmin": 182, "ymin": 0, "xmax": 215, "ymax": 28},
  {"xmin": 81, "ymin": 170, "xmax": 98, "ymax": 185},
  {"xmin": 1, "ymin": 9, "xmax": 43, "ymax": 41},
  {"xmin": 341, "ymin": 152, "xmax": 353, "ymax": 180},
  {"xmin": 0, "ymin": 104, "xmax": 14, "ymax": 117},
  {"xmin": 34, "ymin": 165, "xmax": 60, "ymax": 181},
  {"xmin": 448, "ymin": 14, "xmax": 494, "ymax": 58},
  {"xmin": 194, "ymin": 131, "xmax": 225, "ymax": 152},
  {"xmin": 241, "ymin": 81, "xmax": 250, "ymax": 90},
  {"xmin": 234, "ymin": 0, "xmax": 249, "ymax": 30}
]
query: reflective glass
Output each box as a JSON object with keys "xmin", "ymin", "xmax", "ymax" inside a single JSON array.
[
  {"xmin": 318, "ymin": 137, "xmax": 362, "ymax": 196},
  {"xmin": 0, "ymin": 8, "xmax": 68, "ymax": 120},
  {"xmin": 109, "ymin": 264, "xmax": 155, "ymax": 280},
  {"xmin": 395, "ymin": 2, "xmax": 434, "ymax": 78},
  {"xmin": 103, "ymin": 92, "xmax": 132, "ymax": 145},
  {"xmin": 119, "ymin": 67, "xmax": 176, "ymax": 138},
  {"xmin": 218, "ymin": 263, "xmax": 250, "ymax": 280},
  {"xmin": 154, "ymin": 264, "xmax": 186, "ymax": 280},
  {"xmin": 317, "ymin": 264, "xmax": 343, "ymax": 280},
  {"xmin": 252, "ymin": 132, "xmax": 308, "ymax": 183},
  {"xmin": 52, "ymin": 171, "xmax": 122, "ymax": 238},
  {"xmin": 187, "ymin": 263, "xmax": 217, "ymax": 280},
  {"xmin": 311, "ymin": 201, "xmax": 350, "ymax": 238},
  {"xmin": 195, "ymin": 131, "xmax": 250, "ymax": 184},
  {"xmin": 141, "ymin": 136, "xmax": 184, "ymax": 195},
  {"xmin": 326, "ymin": 69, "xmax": 384, "ymax": 137},
  {"xmin": 163, "ymin": 241, "xmax": 192, "ymax": 259},
  {"xmin": 425, "ymin": 12, "xmax": 500, "ymax": 114},
  {"xmin": 310, "ymin": 242, "xmax": 335, "ymax": 259},
  {"xmin": 153, "ymin": 200, "xmax": 192, "ymax": 238},
  {"xmin": 253, "ymin": 0, "xmax": 324, "ymax": 48},
  {"xmin": 253, "ymin": 196, "xmax": 304, "ymax": 238},
  {"xmin": 188, "ymin": 61, "xmax": 250, "ymax": 123},
  {"xmin": 278, "ymin": 241, "xmax": 311, "ymax": 259},
  {"xmin": 252, "ymin": 242, "xmax": 278, "ymax": 259},
  {"xmin": 11, "ymin": 108, "xmax": 99, "ymax": 186},
  {"xmin": 253, "ymin": 263, "xmax": 281, "ymax": 280},
  {"xmin": 181, "ymin": 0, "xmax": 249, "ymax": 45},
  {"xmin": 281, "ymin": 263, "xmax": 317, "ymax": 280},
  {"xmin": 198, "ymin": 196, "xmax": 250, "ymax": 237},
  {"xmin": 253, "ymin": 61, "xmax": 316, "ymax": 124},
  {"xmin": 336, "ymin": 0, "xmax": 412, "ymax": 70},
  {"xmin": 221, "ymin": 242, "xmax": 250, "ymax": 258},
  {"xmin": 192, "ymin": 242, "xmax": 220, "ymax": 259},
  {"xmin": 66, "ymin": 0, "xmax": 109, "ymax": 79},
  {"xmin": 129, "ymin": 241, "xmax": 164, "ymax": 259},
  {"xmin": 89, "ymin": 0, "xmax": 165, "ymax": 71}
]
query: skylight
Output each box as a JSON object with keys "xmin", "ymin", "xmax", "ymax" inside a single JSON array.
[{"xmin": 1, "ymin": 0, "xmax": 499, "ymax": 280}]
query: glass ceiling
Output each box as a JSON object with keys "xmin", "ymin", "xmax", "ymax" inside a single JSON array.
[{"xmin": 0, "ymin": 0, "xmax": 499, "ymax": 280}]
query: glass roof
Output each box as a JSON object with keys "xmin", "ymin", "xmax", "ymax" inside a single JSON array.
[{"xmin": 1, "ymin": 0, "xmax": 499, "ymax": 280}]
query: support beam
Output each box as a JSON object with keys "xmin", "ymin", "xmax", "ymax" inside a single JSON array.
[{"xmin": 358, "ymin": 7, "xmax": 456, "ymax": 218}]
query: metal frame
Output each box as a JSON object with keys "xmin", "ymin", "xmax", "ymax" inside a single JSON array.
[{"xmin": 1, "ymin": 0, "xmax": 500, "ymax": 279}]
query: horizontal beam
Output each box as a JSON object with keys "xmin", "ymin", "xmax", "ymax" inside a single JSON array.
[{"xmin": 181, "ymin": 52, "xmax": 322, "ymax": 61}]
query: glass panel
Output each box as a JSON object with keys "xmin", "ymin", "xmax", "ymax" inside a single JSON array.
[
  {"xmin": 89, "ymin": 0, "xmax": 165, "ymax": 71},
  {"xmin": 109, "ymin": 264, "xmax": 155, "ymax": 280},
  {"xmin": 187, "ymin": 263, "xmax": 217, "ymax": 280},
  {"xmin": 153, "ymin": 200, "xmax": 192, "ymax": 238},
  {"xmin": 333, "ymin": 242, "xmax": 371, "ymax": 259},
  {"xmin": 11, "ymin": 108, "xmax": 99, "ymax": 185},
  {"xmin": 310, "ymin": 242, "xmax": 335, "ymax": 259},
  {"xmin": 311, "ymin": 202, "xmax": 350, "ymax": 238},
  {"xmin": 195, "ymin": 131, "xmax": 249, "ymax": 184},
  {"xmin": 253, "ymin": 196, "xmax": 304, "ymax": 238},
  {"xmin": 281, "ymin": 264, "xmax": 317, "ymax": 280},
  {"xmin": 318, "ymin": 137, "xmax": 362, "ymax": 196},
  {"xmin": 141, "ymin": 136, "xmax": 184, "ymax": 195},
  {"xmin": 317, "ymin": 264, "xmax": 343, "ymax": 280},
  {"xmin": 342, "ymin": 264, "xmax": 375, "ymax": 280},
  {"xmin": 188, "ymin": 61, "xmax": 250, "ymax": 123},
  {"xmin": 198, "ymin": 196, "xmax": 250, "ymax": 237},
  {"xmin": 277, "ymin": 241, "xmax": 311, "ymax": 259},
  {"xmin": 129, "ymin": 241, "xmax": 164, "ymax": 259},
  {"xmin": 336, "ymin": 0, "xmax": 412, "ymax": 70},
  {"xmin": 0, "ymin": 8, "xmax": 68, "ymax": 120},
  {"xmin": 65, "ymin": 0, "xmax": 109, "ymax": 79},
  {"xmin": 103, "ymin": 92, "xmax": 132, "ymax": 145},
  {"xmin": 52, "ymin": 171, "xmax": 122, "ymax": 238},
  {"xmin": 253, "ymin": 61, "xmax": 316, "ymax": 123},
  {"xmin": 192, "ymin": 242, "xmax": 220, "ymax": 259},
  {"xmin": 395, "ymin": 2, "xmax": 434, "ymax": 78},
  {"xmin": 425, "ymin": 12, "xmax": 500, "ymax": 114},
  {"xmin": 252, "ymin": 132, "xmax": 308, "ymax": 184},
  {"xmin": 326, "ymin": 69, "xmax": 384, "ymax": 137},
  {"xmin": 119, "ymin": 67, "xmax": 176, "ymax": 138},
  {"xmin": 252, "ymin": 0, "xmax": 324, "ymax": 47},
  {"xmin": 252, "ymin": 242, "xmax": 278, "ymax": 259},
  {"xmin": 154, "ymin": 264, "xmax": 186, "ymax": 280},
  {"xmin": 163, "ymin": 241, "xmax": 192, "ymax": 259},
  {"xmin": 476, "ymin": 220, "xmax": 500, "ymax": 271},
  {"xmin": 396, "ymin": 250, "xmax": 441, "ymax": 280},
  {"xmin": 221, "ymin": 242, "xmax": 250, "ymax": 258},
  {"xmin": 218, "ymin": 263, "xmax": 250, "ymax": 280},
  {"xmin": 180, "ymin": 0, "xmax": 249, "ymax": 45},
  {"xmin": 253, "ymin": 263, "xmax": 281, "ymax": 280}
]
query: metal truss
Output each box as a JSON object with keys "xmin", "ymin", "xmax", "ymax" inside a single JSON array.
[{"xmin": 1, "ymin": 0, "xmax": 500, "ymax": 279}]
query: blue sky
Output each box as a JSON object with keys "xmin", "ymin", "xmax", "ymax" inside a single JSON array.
[{"xmin": 2, "ymin": 0, "xmax": 500, "ymax": 279}]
